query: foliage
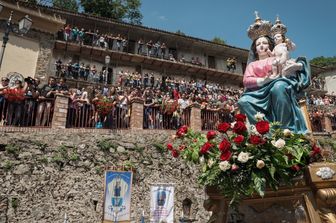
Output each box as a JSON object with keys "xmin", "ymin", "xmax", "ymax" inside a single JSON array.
[
  {"xmin": 212, "ymin": 37, "xmax": 226, "ymax": 45},
  {"xmin": 11, "ymin": 198, "xmax": 18, "ymax": 210},
  {"xmin": 175, "ymin": 30, "xmax": 186, "ymax": 36},
  {"xmin": 69, "ymin": 152, "xmax": 80, "ymax": 161},
  {"xmin": 166, "ymin": 113, "xmax": 321, "ymax": 206},
  {"xmin": 6, "ymin": 144, "xmax": 20, "ymax": 158},
  {"xmin": 80, "ymin": 0, "xmax": 143, "ymax": 24},
  {"xmin": 3, "ymin": 160, "xmax": 13, "ymax": 171},
  {"xmin": 97, "ymin": 139, "xmax": 115, "ymax": 152},
  {"xmin": 310, "ymin": 56, "xmax": 336, "ymax": 68},
  {"xmin": 52, "ymin": 0, "xmax": 79, "ymax": 12}
]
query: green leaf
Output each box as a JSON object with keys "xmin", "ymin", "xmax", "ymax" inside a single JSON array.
[
  {"xmin": 252, "ymin": 173, "xmax": 266, "ymax": 197},
  {"xmin": 192, "ymin": 150, "xmax": 199, "ymax": 162},
  {"xmin": 269, "ymin": 165, "xmax": 276, "ymax": 180}
]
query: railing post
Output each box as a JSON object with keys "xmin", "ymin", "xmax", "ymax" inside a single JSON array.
[
  {"xmin": 190, "ymin": 103, "xmax": 202, "ymax": 132},
  {"xmin": 130, "ymin": 97, "xmax": 144, "ymax": 130},
  {"xmin": 51, "ymin": 94, "xmax": 69, "ymax": 129},
  {"xmin": 299, "ymin": 100, "xmax": 312, "ymax": 133},
  {"xmin": 324, "ymin": 115, "xmax": 333, "ymax": 132}
]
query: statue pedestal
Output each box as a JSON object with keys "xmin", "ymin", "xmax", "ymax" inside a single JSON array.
[{"xmin": 204, "ymin": 162, "xmax": 336, "ymax": 223}]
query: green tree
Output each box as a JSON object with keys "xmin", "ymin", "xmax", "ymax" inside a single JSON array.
[
  {"xmin": 176, "ymin": 30, "xmax": 186, "ymax": 36},
  {"xmin": 212, "ymin": 37, "xmax": 226, "ymax": 45},
  {"xmin": 80, "ymin": 0, "xmax": 142, "ymax": 24},
  {"xmin": 53, "ymin": 0, "xmax": 79, "ymax": 12},
  {"xmin": 310, "ymin": 56, "xmax": 336, "ymax": 67}
]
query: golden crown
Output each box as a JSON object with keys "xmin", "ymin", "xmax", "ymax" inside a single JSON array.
[
  {"xmin": 247, "ymin": 11, "xmax": 272, "ymax": 41},
  {"xmin": 271, "ymin": 16, "xmax": 287, "ymax": 36}
]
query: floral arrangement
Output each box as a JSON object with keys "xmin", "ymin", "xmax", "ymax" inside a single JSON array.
[
  {"xmin": 2, "ymin": 88, "xmax": 25, "ymax": 102},
  {"xmin": 167, "ymin": 112, "xmax": 321, "ymax": 206},
  {"xmin": 94, "ymin": 98, "xmax": 114, "ymax": 116}
]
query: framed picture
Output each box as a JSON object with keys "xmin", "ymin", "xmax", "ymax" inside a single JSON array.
[
  {"xmin": 103, "ymin": 170, "xmax": 133, "ymax": 223},
  {"xmin": 150, "ymin": 184, "xmax": 175, "ymax": 223}
]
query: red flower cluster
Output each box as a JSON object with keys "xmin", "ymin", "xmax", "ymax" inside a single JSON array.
[
  {"xmin": 310, "ymin": 144, "xmax": 321, "ymax": 157},
  {"xmin": 200, "ymin": 142, "xmax": 213, "ymax": 154},
  {"xmin": 249, "ymin": 135, "xmax": 265, "ymax": 145},
  {"xmin": 233, "ymin": 121, "xmax": 247, "ymax": 134},
  {"xmin": 219, "ymin": 138, "xmax": 232, "ymax": 161},
  {"xmin": 206, "ymin": 130, "xmax": 217, "ymax": 140},
  {"xmin": 233, "ymin": 135, "xmax": 244, "ymax": 145},
  {"xmin": 176, "ymin": 125, "xmax": 188, "ymax": 138},
  {"xmin": 3, "ymin": 88, "xmax": 25, "ymax": 102},
  {"xmin": 218, "ymin": 122, "xmax": 230, "ymax": 133},
  {"xmin": 95, "ymin": 100, "xmax": 114, "ymax": 116},
  {"xmin": 255, "ymin": 120, "xmax": 270, "ymax": 134},
  {"xmin": 235, "ymin": 114, "xmax": 247, "ymax": 122},
  {"xmin": 167, "ymin": 143, "xmax": 180, "ymax": 158}
]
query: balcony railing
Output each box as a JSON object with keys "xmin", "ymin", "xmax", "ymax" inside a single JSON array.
[
  {"xmin": 53, "ymin": 40, "xmax": 243, "ymax": 84},
  {"xmin": 0, "ymin": 97, "xmax": 54, "ymax": 127},
  {"xmin": 1, "ymin": 95, "xmax": 335, "ymax": 136}
]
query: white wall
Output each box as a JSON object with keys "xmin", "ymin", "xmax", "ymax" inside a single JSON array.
[
  {"xmin": 0, "ymin": 33, "xmax": 39, "ymax": 79},
  {"xmin": 323, "ymin": 70, "xmax": 336, "ymax": 94}
]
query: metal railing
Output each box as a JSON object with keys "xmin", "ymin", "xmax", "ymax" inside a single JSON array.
[
  {"xmin": 66, "ymin": 100, "xmax": 130, "ymax": 129},
  {"xmin": 143, "ymin": 105, "xmax": 190, "ymax": 130},
  {"xmin": 0, "ymin": 97, "xmax": 54, "ymax": 127},
  {"xmin": 201, "ymin": 109, "xmax": 234, "ymax": 131}
]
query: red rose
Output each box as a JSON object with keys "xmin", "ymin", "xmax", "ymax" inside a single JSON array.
[
  {"xmin": 310, "ymin": 144, "xmax": 321, "ymax": 157},
  {"xmin": 233, "ymin": 121, "xmax": 247, "ymax": 134},
  {"xmin": 206, "ymin": 130, "xmax": 217, "ymax": 140},
  {"xmin": 179, "ymin": 145, "xmax": 186, "ymax": 151},
  {"xmin": 176, "ymin": 125, "xmax": 188, "ymax": 137},
  {"xmin": 233, "ymin": 135, "xmax": 244, "ymax": 145},
  {"xmin": 218, "ymin": 122, "xmax": 230, "ymax": 133},
  {"xmin": 172, "ymin": 149, "xmax": 179, "ymax": 158},
  {"xmin": 167, "ymin": 143, "xmax": 174, "ymax": 151},
  {"xmin": 220, "ymin": 150, "xmax": 232, "ymax": 161},
  {"xmin": 200, "ymin": 142, "xmax": 213, "ymax": 154},
  {"xmin": 291, "ymin": 164, "xmax": 300, "ymax": 172},
  {"xmin": 255, "ymin": 120, "xmax": 270, "ymax": 135},
  {"xmin": 235, "ymin": 114, "xmax": 247, "ymax": 122},
  {"xmin": 249, "ymin": 135, "xmax": 264, "ymax": 145},
  {"xmin": 219, "ymin": 138, "xmax": 231, "ymax": 152}
]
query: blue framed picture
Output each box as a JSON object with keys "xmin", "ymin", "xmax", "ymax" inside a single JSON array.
[{"xmin": 103, "ymin": 170, "xmax": 133, "ymax": 223}]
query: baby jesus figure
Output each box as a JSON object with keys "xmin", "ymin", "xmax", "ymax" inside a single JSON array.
[{"xmin": 267, "ymin": 16, "xmax": 302, "ymax": 78}]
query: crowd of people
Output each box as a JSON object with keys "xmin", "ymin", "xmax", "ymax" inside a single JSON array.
[
  {"xmin": 65, "ymin": 70, "xmax": 243, "ymax": 129},
  {"xmin": 57, "ymin": 24, "xmax": 208, "ymax": 68},
  {"xmin": 55, "ymin": 58, "xmax": 113, "ymax": 84},
  {"xmin": 0, "ymin": 76, "xmax": 65, "ymax": 127},
  {"xmin": 307, "ymin": 94, "xmax": 336, "ymax": 132}
]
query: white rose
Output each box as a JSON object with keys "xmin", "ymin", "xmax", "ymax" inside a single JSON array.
[
  {"xmin": 231, "ymin": 121, "xmax": 236, "ymax": 129},
  {"xmin": 237, "ymin": 152, "xmax": 251, "ymax": 163},
  {"xmin": 208, "ymin": 159, "xmax": 214, "ymax": 168},
  {"xmin": 254, "ymin": 112, "xmax": 265, "ymax": 121},
  {"xmin": 219, "ymin": 161, "xmax": 231, "ymax": 171},
  {"xmin": 199, "ymin": 156, "xmax": 205, "ymax": 164},
  {"xmin": 256, "ymin": 160, "xmax": 265, "ymax": 169},
  {"xmin": 283, "ymin": 129, "xmax": 292, "ymax": 137},
  {"xmin": 272, "ymin": 138, "xmax": 286, "ymax": 149}
]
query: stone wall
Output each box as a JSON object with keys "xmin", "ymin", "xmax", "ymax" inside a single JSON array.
[{"xmin": 0, "ymin": 129, "xmax": 210, "ymax": 223}]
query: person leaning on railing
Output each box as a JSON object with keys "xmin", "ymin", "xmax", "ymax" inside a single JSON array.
[
  {"xmin": 0, "ymin": 77, "xmax": 9, "ymax": 124},
  {"xmin": 35, "ymin": 77, "xmax": 57, "ymax": 127},
  {"xmin": 22, "ymin": 77, "xmax": 40, "ymax": 126}
]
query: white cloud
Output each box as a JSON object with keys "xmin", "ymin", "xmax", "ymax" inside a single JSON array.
[{"xmin": 158, "ymin": 15, "xmax": 167, "ymax": 21}]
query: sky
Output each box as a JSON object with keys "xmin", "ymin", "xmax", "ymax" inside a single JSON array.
[{"xmin": 140, "ymin": 0, "xmax": 336, "ymax": 60}]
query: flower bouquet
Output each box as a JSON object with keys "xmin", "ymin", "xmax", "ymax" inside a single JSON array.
[
  {"xmin": 94, "ymin": 98, "xmax": 114, "ymax": 116},
  {"xmin": 167, "ymin": 113, "xmax": 321, "ymax": 206},
  {"xmin": 2, "ymin": 88, "xmax": 25, "ymax": 102}
]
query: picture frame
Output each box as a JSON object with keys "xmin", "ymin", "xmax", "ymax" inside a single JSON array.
[{"xmin": 102, "ymin": 170, "xmax": 133, "ymax": 223}]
